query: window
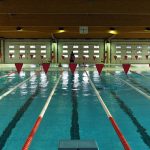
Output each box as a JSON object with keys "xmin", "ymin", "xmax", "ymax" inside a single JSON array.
[
  {"xmin": 127, "ymin": 55, "xmax": 131, "ymax": 58},
  {"xmin": 63, "ymin": 45, "xmax": 68, "ymax": 48},
  {"xmin": 75, "ymin": 55, "xmax": 78, "ymax": 58},
  {"xmin": 138, "ymin": 55, "xmax": 142, "ymax": 58},
  {"xmin": 137, "ymin": 46, "xmax": 142, "ymax": 49},
  {"xmin": 83, "ymin": 55, "xmax": 89, "ymax": 58},
  {"xmin": 30, "ymin": 50, "xmax": 36, "ymax": 53},
  {"xmin": 73, "ymin": 50, "xmax": 78, "ymax": 53},
  {"xmin": 63, "ymin": 55, "xmax": 68, "ymax": 58},
  {"xmin": 94, "ymin": 46, "xmax": 99, "ymax": 49},
  {"xmin": 126, "ymin": 51, "xmax": 131, "ymax": 53},
  {"xmin": 9, "ymin": 50, "xmax": 15, "ymax": 53},
  {"xmin": 116, "ymin": 46, "xmax": 121, "ymax": 49},
  {"xmin": 20, "ymin": 50, "xmax": 25, "ymax": 53},
  {"xmin": 73, "ymin": 45, "xmax": 78, "ymax": 48},
  {"xmin": 41, "ymin": 50, "xmax": 46, "ymax": 53},
  {"xmin": 116, "ymin": 51, "xmax": 121, "ymax": 54},
  {"xmin": 126, "ymin": 46, "xmax": 131, "ymax": 49},
  {"xmin": 116, "ymin": 55, "xmax": 121, "ymax": 58},
  {"xmin": 41, "ymin": 45, "xmax": 46, "ymax": 48},
  {"xmin": 137, "ymin": 51, "xmax": 142, "ymax": 54},
  {"xmin": 9, "ymin": 45, "xmax": 15, "ymax": 48},
  {"xmin": 83, "ymin": 46, "xmax": 89, "ymax": 48},
  {"xmin": 94, "ymin": 55, "xmax": 99, "ymax": 58},
  {"xmin": 94, "ymin": 50, "xmax": 99, "ymax": 53},
  {"xmin": 63, "ymin": 50, "xmax": 68, "ymax": 53},
  {"xmin": 20, "ymin": 45, "xmax": 25, "ymax": 48},
  {"xmin": 83, "ymin": 50, "xmax": 89, "ymax": 53},
  {"xmin": 22, "ymin": 55, "xmax": 25, "ymax": 58},
  {"xmin": 30, "ymin": 45, "xmax": 36, "ymax": 48}
]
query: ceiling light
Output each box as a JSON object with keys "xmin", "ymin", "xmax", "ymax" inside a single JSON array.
[
  {"xmin": 108, "ymin": 27, "xmax": 118, "ymax": 35},
  {"xmin": 145, "ymin": 27, "xmax": 150, "ymax": 31},
  {"xmin": 58, "ymin": 27, "xmax": 65, "ymax": 33},
  {"xmin": 16, "ymin": 27, "xmax": 23, "ymax": 31}
]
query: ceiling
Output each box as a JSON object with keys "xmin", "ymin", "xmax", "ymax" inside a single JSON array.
[{"xmin": 1, "ymin": 0, "xmax": 150, "ymax": 39}]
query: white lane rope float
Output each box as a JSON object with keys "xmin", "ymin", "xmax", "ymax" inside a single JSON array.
[
  {"xmin": 0, "ymin": 71, "xmax": 40, "ymax": 101},
  {"xmin": 113, "ymin": 75, "xmax": 150, "ymax": 100},
  {"xmin": 22, "ymin": 75, "xmax": 62, "ymax": 150},
  {"xmin": 84, "ymin": 70, "xmax": 131, "ymax": 150}
]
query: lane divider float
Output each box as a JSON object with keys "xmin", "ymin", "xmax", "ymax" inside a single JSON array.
[
  {"xmin": 0, "ymin": 71, "xmax": 16, "ymax": 79},
  {"xmin": 0, "ymin": 71, "xmax": 40, "ymax": 101},
  {"xmin": 84, "ymin": 70, "xmax": 131, "ymax": 150},
  {"xmin": 113, "ymin": 75, "xmax": 150, "ymax": 100},
  {"xmin": 130, "ymin": 70, "xmax": 149, "ymax": 79},
  {"xmin": 22, "ymin": 75, "xmax": 62, "ymax": 150}
]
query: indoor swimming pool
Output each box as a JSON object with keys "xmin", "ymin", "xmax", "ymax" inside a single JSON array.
[{"xmin": 0, "ymin": 69, "xmax": 150, "ymax": 150}]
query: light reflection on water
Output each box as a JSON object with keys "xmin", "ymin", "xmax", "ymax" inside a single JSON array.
[{"xmin": 62, "ymin": 71, "xmax": 69, "ymax": 89}]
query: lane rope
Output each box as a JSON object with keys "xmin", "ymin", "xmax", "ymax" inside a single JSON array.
[
  {"xmin": 112, "ymin": 74, "xmax": 150, "ymax": 100},
  {"xmin": 0, "ymin": 71, "xmax": 40, "ymax": 101},
  {"xmin": 130, "ymin": 70, "xmax": 150, "ymax": 79},
  {"xmin": 0, "ymin": 71, "xmax": 16, "ymax": 79},
  {"xmin": 84, "ymin": 70, "xmax": 131, "ymax": 150},
  {"xmin": 22, "ymin": 75, "xmax": 62, "ymax": 150}
]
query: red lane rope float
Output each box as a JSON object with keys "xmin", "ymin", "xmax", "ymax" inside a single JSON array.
[
  {"xmin": 109, "ymin": 117, "xmax": 131, "ymax": 150},
  {"xmin": 22, "ymin": 75, "xmax": 62, "ymax": 150},
  {"xmin": 84, "ymin": 70, "xmax": 131, "ymax": 150}
]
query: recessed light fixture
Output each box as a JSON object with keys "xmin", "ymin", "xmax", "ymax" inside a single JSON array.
[
  {"xmin": 145, "ymin": 27, "xmax": 150, "ymax": 31},
  {"xmin": 16, "ymin": 27, "xmax": 23, "ymax": 31},
  {"xmin": 58, "ymin": 27, "xmax": 65, "ymax": 33},
  {"xmin": 108, "ymin": 27, "xmax": 118, "ymax": 35}
]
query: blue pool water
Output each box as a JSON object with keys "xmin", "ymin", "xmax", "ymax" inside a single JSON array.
[{"xmin": 0, "ymin": 70, "xmax": 150, "ymax": 150}]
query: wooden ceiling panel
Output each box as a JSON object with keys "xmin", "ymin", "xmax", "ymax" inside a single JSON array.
[{"xmin": 0, "ymin": 0, "xmax": 150, "ymax": 38}]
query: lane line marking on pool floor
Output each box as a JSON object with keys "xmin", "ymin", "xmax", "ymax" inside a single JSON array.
[
  {"xmin": 0, "ymin": 71, "xmax": 16, "ymax": 79},
  {"xmin": 0, "ymin": 71, "xmax": 40, "ymax": 101},
  {"xmin": 22, "ymin": 75, "xmax": 62, "ymax": 150},
  {"xmin": 84, "ymin": 70, "xmax": 131, "ymax": 150}
]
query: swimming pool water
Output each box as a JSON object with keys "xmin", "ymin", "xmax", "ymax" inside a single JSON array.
[{"xmin": 0, "ymin": 70, "xmax": 150, "ymax": 150}]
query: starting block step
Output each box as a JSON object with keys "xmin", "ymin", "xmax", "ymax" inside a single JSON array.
[{"xmin": 58, "ymin": 140, "xmax": 99, "ymax": 150}]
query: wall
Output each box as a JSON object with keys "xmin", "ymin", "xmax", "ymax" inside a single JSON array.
[
  {"xmin": 111, "ymin": 39, "xmax": 150, "ymax": 64},
  {"xmin": 0, "ymin": 38, "xmax": 150, "ymax": 64}
]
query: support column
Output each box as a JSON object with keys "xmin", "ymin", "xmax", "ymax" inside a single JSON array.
[
  {"xmin": 0, "ymin": 38, "xmax": 5, "ymax": 64},
  {"xmin": 105, "ymin": 40, "xmax": 111, "ymax": 64},
  {"xmin": 51, "ymin": 42, "xmax": 57, "ymax": 63}
]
